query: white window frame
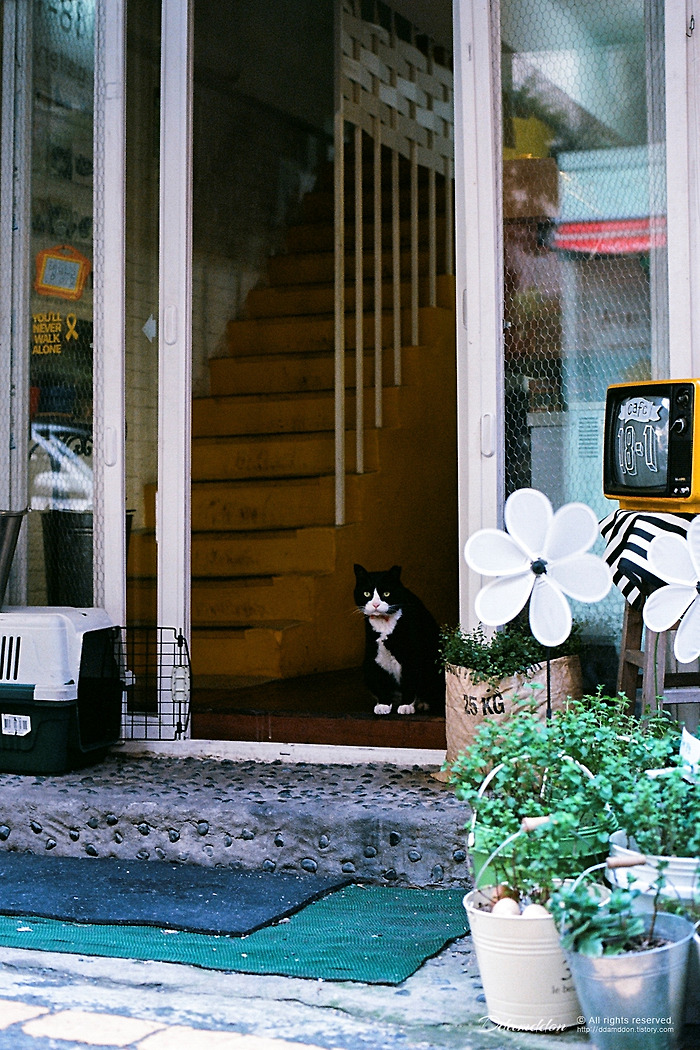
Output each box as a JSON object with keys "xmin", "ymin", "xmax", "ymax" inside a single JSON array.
[
  {"xmin": 666, "ymin": 0, "xmax": 700, "ymax": 376},
  {"xmin": 453, "ymin": 0, "xmax": 502, "ymax": 630},
  {"xmin": 453, "ymin": 0, "xmax": 700, "ymax": 629},
  {"xmin": 157, "ymin": 0, "xmax": 193, "ymax": 644},
  {"xmin": 94, "ymin": 0, "xmax": 127, "ymax": 624}
]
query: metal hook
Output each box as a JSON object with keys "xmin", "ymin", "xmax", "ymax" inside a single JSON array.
[{"xmin": 688, "ymin": 15, "xmax": 695, "ymax": 37}]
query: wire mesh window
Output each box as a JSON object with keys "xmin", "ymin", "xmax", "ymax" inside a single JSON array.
[
  {"xmin": 27, "ymin": 3, "xmax": 96, "ymax": 607},
  {"xmin": 499, "ymin": 0, "xmax": 667, "ymax": 650}
]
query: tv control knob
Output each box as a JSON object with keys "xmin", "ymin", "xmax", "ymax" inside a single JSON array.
[{"xmin": 671, "ymin": 417, "xmax": 687, "ymax": 434}]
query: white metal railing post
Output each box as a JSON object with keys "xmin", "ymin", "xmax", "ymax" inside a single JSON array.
[
  {"xmin": 392, "ymin": 148, "xmax": 402, "ymax": 383},
  {"xmin": 334, "ymin": 2, "xmax": 346, "ymax": 525},
  {"xmin": 354, "ymin": 122, "xmax": 364, "ymax": 474}
]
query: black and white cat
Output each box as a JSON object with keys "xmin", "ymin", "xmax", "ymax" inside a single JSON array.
[{"xmin": 354, "ymin": 564, "xmax": 445, "ymax": 716}]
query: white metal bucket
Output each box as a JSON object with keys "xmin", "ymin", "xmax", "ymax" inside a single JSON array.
[
  {"xmin": 607, "ymin": 829, "xmax": 700, "ymax": 907},
  {"xmin": 463, "ymin": 888, "xmax": 582, "ymax": 1031}
]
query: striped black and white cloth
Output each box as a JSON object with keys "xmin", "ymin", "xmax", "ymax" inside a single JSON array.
[{"xmin": 599, "ymin": 510, "xmax": 696, "ymax": 610}]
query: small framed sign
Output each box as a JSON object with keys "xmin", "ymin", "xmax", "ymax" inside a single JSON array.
[{"xmin": 35, "ymin": 244, "xmax": 91, "ymax": 301}]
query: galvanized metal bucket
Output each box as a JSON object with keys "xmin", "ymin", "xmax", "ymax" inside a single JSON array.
[{"xmin": 567, "ymin": 912, "xmax": 695, "ymax": 1050}]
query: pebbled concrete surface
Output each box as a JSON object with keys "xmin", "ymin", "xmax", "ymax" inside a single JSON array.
[{"xmin": 0, "ymin": 749, "xmax": 470, "ymax": 887}]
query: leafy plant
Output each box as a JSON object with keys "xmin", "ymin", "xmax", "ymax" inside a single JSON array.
[
  {"xmin": 615, "ymin": 767, "xmax": 700, "ymax": 858},
  {"xmin": 439, "ymin": 620, "xmax": 581, "ymax": 686},
  {"xmin": 550, "ymin": 879, "xmax": 649, "ymax": 956},
  {"xmin": 447, "ymin": 693, "xmax": 683, "ymax": 902},
  {"xmin": 549, "ymin": 862, "xmax": 674, "ymax": 956}
]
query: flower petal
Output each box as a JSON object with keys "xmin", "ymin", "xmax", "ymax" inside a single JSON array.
[
  {"xmin": 504, "ymin": 489, "xmax": 552, "ymax": 559},
  {"xmin": 642, "ymin": 585, "xmax": 695, "ymax": 633},
  {"xmin": 674, "ymin": 595, "xmax": 700, "ymax": 663},
  {"xmin": 686, "ymin": 517, "xmax": 700, "ymax": 581},
  {"xmin": 528, "ymin": 576, "xmax": 573, "ymax": 647},
  {"xmin": 528, "ymin": 575, "xmax": 570, "ymax": 646},
  {"xmin": 647, "ymin": 534, "xmax": 695, "ymax": 586},
  {"xmin": 548, "ymin": 554, "xmax": 612, "ymax": 603},
  {"xmin": 544, "ymin": 503, "xmax": 599, "ymax": 561},
  {"xmin": 475, "ymin": 573, "xmax": 534, "ymax": 626},
  {"xmin": 464, "ymin": 529, "xmax": 530, "ymax": 576}
]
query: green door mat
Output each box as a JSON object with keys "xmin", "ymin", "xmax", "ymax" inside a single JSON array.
[{"xmin": 0, "ymin": 884, "xmax": 469, "ymax": 984}]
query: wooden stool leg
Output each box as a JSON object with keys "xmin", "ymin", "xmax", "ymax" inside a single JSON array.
[
  {"xmin": 641, "ymin": 629, "xmax": 666, "ymax": 715},
  {"xmin": 617, "ymin": 604, "xmax": 644, "ymax": 712}
]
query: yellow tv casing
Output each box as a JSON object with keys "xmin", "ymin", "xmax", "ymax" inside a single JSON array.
[{"xmin": 603, "ymin": 378, "xmax": 700, "ymax": 514}]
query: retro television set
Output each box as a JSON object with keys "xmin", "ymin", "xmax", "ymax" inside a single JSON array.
[{"xmin": 603, "ymin": 378, "xmax": 700, "ymax": 513}]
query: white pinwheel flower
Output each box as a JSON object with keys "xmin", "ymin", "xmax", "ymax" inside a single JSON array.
[
  {"xmin": 642, "ymin": 516, "xmax": 700, "ymax": 664},
  {"xmin": 464, "ymin": 488, "xmax": 612, "ymax": 648}
]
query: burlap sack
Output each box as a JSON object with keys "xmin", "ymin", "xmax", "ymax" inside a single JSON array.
[{"xmin": 433, "ymin": 655, "xmax": 583, "ymax": 782}]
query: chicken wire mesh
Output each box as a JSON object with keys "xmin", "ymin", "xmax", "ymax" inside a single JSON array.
[{"xmin": 498, "ymin": 0, "xmax": 667, "ymax": 656}]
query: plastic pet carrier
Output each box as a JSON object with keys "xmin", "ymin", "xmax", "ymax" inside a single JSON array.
[{"xmin": 0, "ymin": 607, "xmax": 122, "ymax": 774}]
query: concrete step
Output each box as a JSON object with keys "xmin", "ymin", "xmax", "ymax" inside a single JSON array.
[
  {"xmin": 129, "ymin": 527, "xmax": 337, "ymax": 579},
  {"xmin": 192, "ymin": 430, "xmax": 379, "ymax": 480},
  {"xmin": 192, "ymin": 387, "xmax": 400, "ymax": 437},
  {"xmin": 0, "ymin": 750, "xmax": 466, "ymax": 889}
]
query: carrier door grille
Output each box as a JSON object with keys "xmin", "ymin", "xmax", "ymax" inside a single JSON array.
[{"xmin": 0, "ymin": 636, "xmax": 21, "ymax": 681}]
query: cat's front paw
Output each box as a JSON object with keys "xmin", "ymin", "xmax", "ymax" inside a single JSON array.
[
  {"xmin": 397, "ymin": 703, "xmax": 415, "ymax": 715},
  {"xmin": 373, "ymin": 703, "xmax": 392, "ymax": 716}
]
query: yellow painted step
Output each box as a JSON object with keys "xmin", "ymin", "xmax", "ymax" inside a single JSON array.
[
  {"xmin": 129, "ymin": 527, "xmax": 337, "ymax": 579},
  {"xmin": 285, "ymin": 214, "xmax": 449, "ymax": 254},
  {"xmin": 245, "ymin": 277, "xmax": 432, "ymax": 319},
  {"xmin": 192, "ymin": 430, "xmax": 379, "ymax": 480},
  {"xmin": 185, "ymin": 474, "xmax": 362, "ymax": 532},
  {"xmin": 267, "ymin": 247, "xmax": 432, "ymax": 287},
  {"xmin": 192, "ymin": 387, "xmax": 399, "ymax": 437},
  {"xmin": 221, "ymin": 309, "xmax": 413, "ymax": 356},
  {"xmin": 130, "ymin": 574, "xmax": 316, "ymax": 626},
  {"xmin": 208, "ymin": 343, "xmax": 428, "ymax": 397},
  {"xmin": 300, "ymin": 183, "xmax": 448, "ymax": 223},
  {"xmin": 190, "ymin": 624, "xmax": 303, "ymax": 678}
]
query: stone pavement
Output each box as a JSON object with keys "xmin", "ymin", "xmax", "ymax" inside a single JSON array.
[{"xmin": 0, "ymin": 741, "xmax": 696, "ymax": 1049}]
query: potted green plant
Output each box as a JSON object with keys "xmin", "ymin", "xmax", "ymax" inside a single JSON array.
[
  {"xmin": 550, "ymin": 869, "xmax": 696, "ymax": 1049},
  {"xmin": 462, "ymin": 811, "xmax": 608, "ymax": 1032},
  {"xmin": 607, "ymin": 765, "xmax": 700, "ymax": 910},
  {"xmin": 436, "ymin": 620, "xmax": 583, "ymax": 776}
]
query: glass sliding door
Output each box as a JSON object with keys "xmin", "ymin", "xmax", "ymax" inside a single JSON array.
[
  {"xmin": 498, "ymin": 0, "xmax": 667, "ymax": 652},
  {"xmin": 0, "ymin": 1, "xmax": 96, "ymax": 607}
]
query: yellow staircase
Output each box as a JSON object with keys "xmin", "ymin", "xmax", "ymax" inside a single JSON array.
[{"xmin": 129, "ymin": 159, "xmax": 459, "ymax": 684}]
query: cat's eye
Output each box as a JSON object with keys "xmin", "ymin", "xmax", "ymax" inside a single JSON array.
[
  {"xmin": 383, "ymin": 591, "xmax": 390, "ymax": 597},
  {"xmin": 364, "ymin": 591, "xmax": 371, "ymax": 598}
]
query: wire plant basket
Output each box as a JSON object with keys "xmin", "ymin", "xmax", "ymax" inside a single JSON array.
[{"xmin": 120, "ymin": 626, "xmax": 191, "ymax": 740}]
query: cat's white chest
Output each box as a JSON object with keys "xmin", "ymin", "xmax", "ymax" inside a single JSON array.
[{"xmin": 369, "ymin": 608, "xmax": 402, "ymax": 682}]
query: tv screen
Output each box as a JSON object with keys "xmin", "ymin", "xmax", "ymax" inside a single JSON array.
[{"xmin": 609, "ymin": 392, "xmax": 669, "ymax": 492}]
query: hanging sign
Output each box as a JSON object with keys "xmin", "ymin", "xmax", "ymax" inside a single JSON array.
[{"xmin": 34, "ymin": 244, "xmax": 91, "ymax": 301}]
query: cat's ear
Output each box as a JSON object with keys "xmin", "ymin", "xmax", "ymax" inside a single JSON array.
[
  {"xmin": 354, "ymin": 564, "xmax": 367, "ymax": 578},
  {"xmin": 389, "ymin": 565, "xmax": 402, "ymax": 581}
]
